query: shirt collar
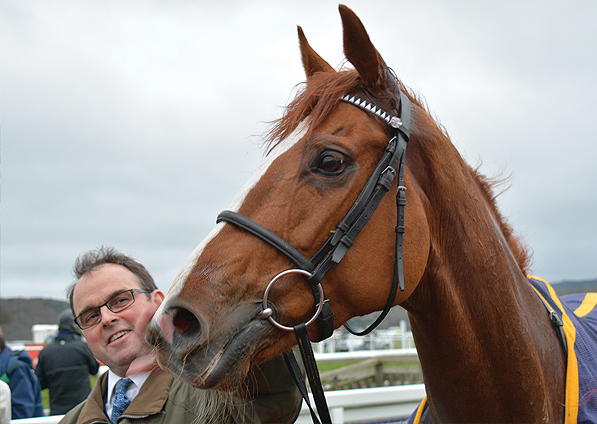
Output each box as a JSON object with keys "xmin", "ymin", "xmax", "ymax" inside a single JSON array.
[{"xmin": 106, "ymin": 369, "xmax": 151, "ymax": 411}]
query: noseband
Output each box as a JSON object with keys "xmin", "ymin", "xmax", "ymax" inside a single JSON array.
[{"xmin": 217, "ymin": 90, "xmax": 412, "ymax": 340}]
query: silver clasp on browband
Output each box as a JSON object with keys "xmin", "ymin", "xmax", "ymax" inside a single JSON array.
[
  {"xmin": 389, "ymin": 117, "xmax": 402, "ymax": 129},
  {"xmin": 341, "ymin": 94, "xmax": 403, "ymax": 129},
  {"xmin": 260, "ymin": 269, "xmax": 325, "ymax": 332}
]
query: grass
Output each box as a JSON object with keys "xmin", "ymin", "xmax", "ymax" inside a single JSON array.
[
  {"xmin": 317, "ymin": 360, "xmax": 420, "ymax": 373},
  {"xmin": 316, "ymin": 361, "xmax": 359, "ymax": 372},
  {"xmin": 41, "ymin": 388, "xmax": 49, "ymax": 410}
]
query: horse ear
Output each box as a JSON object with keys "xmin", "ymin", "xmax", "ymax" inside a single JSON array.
[
  {"xmin": 339, "ymin": 5, "xmax": 387, "ymax": 92},
  {"xmin": 298, "ymin": 25, "xmax": 335, "ymax": 78}
]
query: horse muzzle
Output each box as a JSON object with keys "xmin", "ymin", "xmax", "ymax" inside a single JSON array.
[{"xmin": 146, "ymin": 300, "xmax": 273, "ymax": 391}]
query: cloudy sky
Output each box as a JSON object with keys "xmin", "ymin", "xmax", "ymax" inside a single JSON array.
[{"xmin": 2, "ymin": 1, "xmax": 596, "ymax": 300}]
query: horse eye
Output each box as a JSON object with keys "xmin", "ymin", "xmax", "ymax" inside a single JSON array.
[{"xmin": 315, "ymin": 152, "xmax": 346, "ymax": 174}]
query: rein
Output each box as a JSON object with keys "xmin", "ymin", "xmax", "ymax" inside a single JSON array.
[{"xmin": 216, "ymin": 91, "xmax": 411, "ymax": 423}]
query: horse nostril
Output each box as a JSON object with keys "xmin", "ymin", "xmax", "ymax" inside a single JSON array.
[{"xmin": 172, "ymin": 307, "xmax": 201, "ymax": 335}]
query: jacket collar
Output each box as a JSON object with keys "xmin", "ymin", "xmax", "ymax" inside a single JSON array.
[{"xmin": 77, "ymin": 368, "xmax": 173, "ymax": 423}]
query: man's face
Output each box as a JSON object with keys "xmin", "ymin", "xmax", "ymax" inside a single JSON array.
[{"xmin": 73, "ymin": 263, "xmax": 164, "ymax": 376}]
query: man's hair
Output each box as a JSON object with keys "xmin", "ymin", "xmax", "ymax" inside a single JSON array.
[{"xmin": 67, "ymin": 246, "xmax": 157, "ymax": 315}]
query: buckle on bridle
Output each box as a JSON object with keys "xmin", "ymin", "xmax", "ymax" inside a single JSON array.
[{"xmin": 383, "ymin": 165, "xmax": 396, "ymax": 176}]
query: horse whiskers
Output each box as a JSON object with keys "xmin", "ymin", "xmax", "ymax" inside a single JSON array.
[
  {"xmin": 177, "ymin": 385, "xmax": 233, "ymax": 424},
  {"xmin": 178, "ymin": 348, "xmax": 193, "ymax": 382}
]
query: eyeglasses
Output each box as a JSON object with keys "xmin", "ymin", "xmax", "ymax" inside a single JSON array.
[{"xmin": 74, "ymin": 289, "xmax": 151, "ymax": 330}]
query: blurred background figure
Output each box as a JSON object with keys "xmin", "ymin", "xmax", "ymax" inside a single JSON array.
[
  {"xmin": 0, "ymin": 379, "xmax": 11, "ymax": 423},
  {"xmin": 35, "ymin": 310, "xmax": 100, "ymax": 415},
  {"xmin": 0, "ymin": 327, "xmax": 44, "ymax": 419}
]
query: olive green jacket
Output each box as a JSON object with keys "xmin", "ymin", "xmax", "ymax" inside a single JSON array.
[{"xmin": 59, "ymin": 356, "xmax": 301, "ymax": 424}]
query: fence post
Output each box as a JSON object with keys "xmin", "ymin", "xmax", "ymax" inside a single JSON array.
[
  {"xmin": 330, "ymin": 406, "xmax": 345, "ymax": 424},
  {"xmin": 375, "ymin": 361, "xmax": 384, "ymax": 387},
  {"xmin": 400, "ymin": 320, "xmax": 407, "ymax": 348}
]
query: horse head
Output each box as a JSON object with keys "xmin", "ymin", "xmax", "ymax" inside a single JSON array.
[{"xmin": 148, "ymin": 5, "xmax": 433, "ymax": 391}]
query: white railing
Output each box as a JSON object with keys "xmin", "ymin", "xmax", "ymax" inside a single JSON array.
[
  {"xmin": 295, "ymin": 384, "xmax": 425, "ymax": 424},
  {"xmin": 314, "ymin": 321, "xmax": 415, "ymax": 353},
  {"xmin": 314, "ymin": 348, "xmax": 419, "ymax": 364},
  {"xmin": 10, "ymin": 418, "xmax": 62, "ymax": 424}
]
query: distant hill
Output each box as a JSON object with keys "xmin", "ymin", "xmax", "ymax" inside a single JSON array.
[
  {"xmin": 552, "ymin": 279, "xmax": 597, "ymax": 296},
  {"xmin": 0, "ymin": 298, "xmax": 69, "ymax": 341},
  {"xmin": 1, "ymin": 278, "xmax": 595, "ymax": 341}
]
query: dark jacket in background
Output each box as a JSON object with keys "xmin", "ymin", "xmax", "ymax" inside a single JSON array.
[{"xmin": 35, "ymin": 332, "xmax": 100, "ymax": 415}]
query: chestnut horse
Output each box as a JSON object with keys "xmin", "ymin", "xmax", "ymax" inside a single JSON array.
[{"xmin": 147, "ymin": 5, "xmax": 577, "ymax": 423}]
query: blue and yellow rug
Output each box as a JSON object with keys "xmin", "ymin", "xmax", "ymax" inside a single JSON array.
[{"xmin": 409, "ymin": 276, "xmax": 597, "ymax": 424}]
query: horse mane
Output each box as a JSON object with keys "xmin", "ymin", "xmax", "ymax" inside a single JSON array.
[
  {"xmin": 471, "ymin": 167, "xmax": 532, "ymax": 275},
  {"xmin": 264, "ymin": 66, "xmax": 532, "ymax": 276}
]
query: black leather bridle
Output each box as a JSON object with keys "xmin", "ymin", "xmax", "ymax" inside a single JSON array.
[
  {"xmin": 216, "ymin": 90, "xmax": 412, "ymax": 340},
  {"xmin": 216, "ymin": 91, "xmax": 411, "ymax": 424}
]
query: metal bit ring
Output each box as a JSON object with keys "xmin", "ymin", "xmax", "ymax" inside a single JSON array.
[{"xmin": 261, "ymin": 269, "xmax": 324, "ymax": 331}]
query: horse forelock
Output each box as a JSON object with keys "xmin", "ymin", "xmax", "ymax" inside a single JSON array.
[
  {"xmin": 264, "ymin": 69, "xmax": 362, "ymax": 152},
  {"xmin": 263, "ymin": 65, "xmax": 432, "ymax": 154}
]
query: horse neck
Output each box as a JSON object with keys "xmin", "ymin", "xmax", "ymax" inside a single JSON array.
[{"xmin": 403, "ymin": 133, "xmax": 565, "ymax": 422}]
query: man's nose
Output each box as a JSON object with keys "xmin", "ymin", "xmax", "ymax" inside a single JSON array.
[{"xmin": 100, "ymin": 305, "xmax": 120, "ymax": 325}]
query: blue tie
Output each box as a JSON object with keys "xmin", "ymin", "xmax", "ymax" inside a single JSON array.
[{"xmin": 111, "ymin": 378, "xmax": 133, "ymax": 423}]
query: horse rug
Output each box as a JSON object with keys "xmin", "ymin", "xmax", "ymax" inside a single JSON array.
[{"xmin": 408, "ymin": 276, "xmax": 597, "ymax": 424}]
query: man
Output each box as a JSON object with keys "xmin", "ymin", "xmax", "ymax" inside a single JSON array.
[
  {"xmin": 35, "ymin": 310, "xmax": 100, "ymax": 415},
  {"xmin": 0, "ymin": 327, "xmax": 44, "ymax": 419},
  {"xmin": 59, "ymin": 247, "xmax": 301, "ymax": 424}
]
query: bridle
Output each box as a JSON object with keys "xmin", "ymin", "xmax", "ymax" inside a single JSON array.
[
  {"xmin": 216, "ymin": 91, "xmax": 411, "ymax": 424},
  {"xmin": 217, "ymin": 90, "xmax": 411, "ymax": 339}
]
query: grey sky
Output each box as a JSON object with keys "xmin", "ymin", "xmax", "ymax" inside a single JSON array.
[{"xmin": 2, "ymin": 1, "xmax": 596, "ymax": 300}]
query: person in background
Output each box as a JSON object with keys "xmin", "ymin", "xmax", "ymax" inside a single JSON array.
[
  {"xmin": 0, "ymin": 327, "xmax": 44, "ymax": 419},
  {"xmin": 0, "ymin": 379, "xmax": 11, "ymax": 423},
  {"xmin": 59, "ymin": 246, "xmax": 301, "ymax": 424},
  {"xmin": 35, "ymin": 310, "xmax": 100, "ymax": 415}
]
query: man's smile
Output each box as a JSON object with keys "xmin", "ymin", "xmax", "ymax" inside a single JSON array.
[{"xmin": 108, "ymin": 330, "xmax": 131, "ymax": 344}]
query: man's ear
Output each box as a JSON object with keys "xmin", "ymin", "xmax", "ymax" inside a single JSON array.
[{"xmin": 152, "ymin": 290, "xmax": 165, "ymax": 306}]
